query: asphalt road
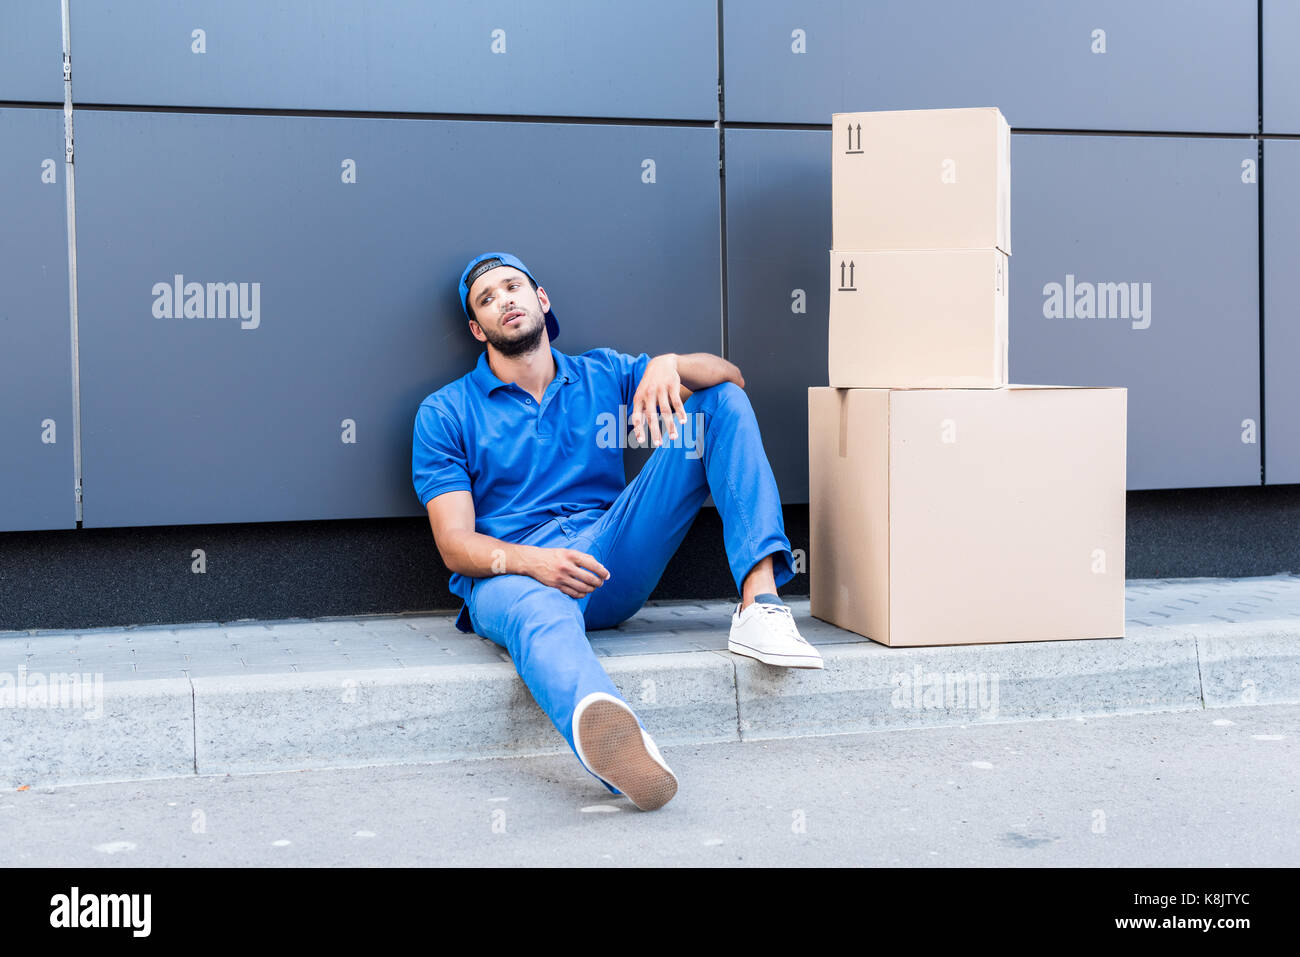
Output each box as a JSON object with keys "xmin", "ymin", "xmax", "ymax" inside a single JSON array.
[{"xmin": 2, "ymin": 703, "xmax": 1297, "ymax": 867}]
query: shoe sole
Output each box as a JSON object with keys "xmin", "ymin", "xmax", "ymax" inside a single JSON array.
[
  {"xmin": 728, "ymin": 638, "xmax": 825, "ymax": 669},
  {"xmin": 576, "ymin": 700, "xmax": 678, "ymax": 811}
]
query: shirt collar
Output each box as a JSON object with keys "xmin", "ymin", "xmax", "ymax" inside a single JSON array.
[{"xmin": 471, "ymin": 345, "xmax": 576, "ymax": 396}]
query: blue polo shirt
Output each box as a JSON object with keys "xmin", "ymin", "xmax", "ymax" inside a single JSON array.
[{"xmin": 413, "ymin": 345, "xmax": 650, "ymax": 632}]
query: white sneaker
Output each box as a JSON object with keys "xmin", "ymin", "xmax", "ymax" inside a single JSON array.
[
  {"xmin": 572, "ymin": 692, "xmax": 678, "ymax": 811},
  {"xmin": 728, "ymin": 599, "xmax": 825, "ymax": 669}
]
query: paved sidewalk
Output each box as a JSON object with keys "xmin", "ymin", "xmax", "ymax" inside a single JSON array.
[{"xmin": 2, "ymin": 574, "xmax": 1299, "ymax": 787}]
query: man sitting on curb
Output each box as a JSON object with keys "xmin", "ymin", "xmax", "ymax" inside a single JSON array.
[{"xmin": 412, "ymin": 251, "xmax": 822, "ymax": 812}]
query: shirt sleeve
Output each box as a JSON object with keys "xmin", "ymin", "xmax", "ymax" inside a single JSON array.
[
  {"xmin": 609, "ymin": 349, "xmax": 651, "ymax": 409},
  {"xmin": 412, "ymin": 400, "xmax": 472, "ymax": 507}
]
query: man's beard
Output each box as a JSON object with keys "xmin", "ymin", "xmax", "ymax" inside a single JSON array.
[{"xmin": 482, "ymin": 311, "xmax": 545, "ymax": 358}]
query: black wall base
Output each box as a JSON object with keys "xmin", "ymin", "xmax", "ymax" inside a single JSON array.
[{"xmin": 3, "ymin": 485, "xmax": 1299, "ymax": 632}]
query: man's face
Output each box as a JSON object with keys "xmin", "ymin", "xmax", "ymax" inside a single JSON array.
[{"xmin": 467, "ymin": 266, "xmax": 549, "ymax": 358}]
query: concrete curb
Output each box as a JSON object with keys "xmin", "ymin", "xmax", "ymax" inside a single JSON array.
[
  {"xmin": 0, "ymin": 677, "xmax": 194, "ymax": 786},
  {"xmin": 1192, "ymin": 621, "xmax": 1300, "ymax": 708},
  {"xmin": 188, "ymin": 651, "xmax": 739, "ymax": 777},
  {"xmin": 4, "ymin": 621, "xmax": 1300, "ymax": 788},
  {"xmin": 732, "ymin": 629, "xmax": 1205, "ymax": 740}
]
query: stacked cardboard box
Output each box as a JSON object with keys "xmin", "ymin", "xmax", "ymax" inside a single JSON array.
[{"xmin": 810, "ymin": 107, "xmax": 1127, "ymax": 646}]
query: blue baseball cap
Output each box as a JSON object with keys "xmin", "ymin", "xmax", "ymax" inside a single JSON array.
[{"xmin": 459, "ymin": 251, "xmax": 559, "ymax": 342}]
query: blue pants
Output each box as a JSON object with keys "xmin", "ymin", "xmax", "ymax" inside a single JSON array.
[{"xmin": 464, "ymin": 381, "xmax": 795, "ymax": 790}]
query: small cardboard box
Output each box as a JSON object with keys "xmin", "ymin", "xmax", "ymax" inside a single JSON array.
[
  {"xmin": 808, "ymin": 384, "xmax": 1126, "ymax": 646},
  {"xmin": 829, "ymin": 247, "xmax": 1008, "ymax": 388},
  {"xmin": 832, "ymin": 106, "xmax": 1010, "ymax": 255}
]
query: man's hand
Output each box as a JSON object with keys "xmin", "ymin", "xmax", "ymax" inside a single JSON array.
[
  {"xmin": 524, "ymin": 546, "xmax": 611, "ymax": 599},
  {"xmin": 631, "ymin": 353, "xmax": 688, "ymax": 448}
]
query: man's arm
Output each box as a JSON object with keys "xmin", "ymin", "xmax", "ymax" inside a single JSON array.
[
  {"xmin": 426, "ymin": 490, "xmax": 610, "ymax": 599},
  {"xmin": 668, "ymin": 352, "xmax": 744, "ymax": 391}
]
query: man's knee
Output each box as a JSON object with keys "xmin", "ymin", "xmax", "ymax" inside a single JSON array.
[
  {"xmin": 694, "ymin": 379, "xmax": 746, "ymax": 405},
  {"xmin": 689, "ymin": 380, "xmax": 754, "ymax": 425}
]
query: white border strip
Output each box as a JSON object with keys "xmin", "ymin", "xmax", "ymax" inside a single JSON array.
[{"xmin": 61, "ymin": 0, "xmax": 83, "ymax": 523}]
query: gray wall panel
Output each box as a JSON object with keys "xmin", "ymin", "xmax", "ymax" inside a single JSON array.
[
  {"xmin": 70, "ymin": 0, "xmax": 718, "ymax": 120},
  {"xmin": 724, "ymin": 128, "xmax": 830, "ymax": 504},
  {"xmin": 724, "ymin": 0, "xmax": 1256, "ymax": 132},
  {"xmin": 1011, "ymin": 133, "xmax": 1260, "ymax": 490},
  {"xmin": 72, "ymin": 111, "xmax": 721, "ymax": 527},
  {"xmin": 1264, "ymin": 0, "xmax": 1300, "ymax": 133},
  {"xmin": 1264, "ymin": 139, "xmax": 1300, "ymax": 483},
  {"xmin": 0, "ymin": 107, "xmax": 75, "ymax": 531},
  {"xmin": 0, "ymin": 2, "xmax": 63, "ymax": 103}
]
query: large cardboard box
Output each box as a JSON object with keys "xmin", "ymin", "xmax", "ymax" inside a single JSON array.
[
  {"xmin": 808, "ymin": 385, "xmax": 1126, "ymax": 646},
  {"xmin": 832, "ymin": 107, "xmax": 1010, "ymax": 254},
  {"xmin": 829, "ymin": 247, "xmax": 1008, "ymax": 388}
]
